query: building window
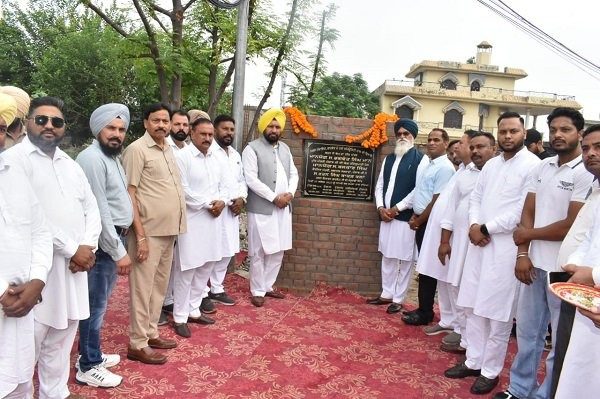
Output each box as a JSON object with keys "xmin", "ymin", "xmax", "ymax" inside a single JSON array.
[
  {"xmin": 441, "ymin": 79, "xmax": 457, "ymax": 90},
  {"xmin": 395, "ymin": 105, "xmax": 414, "ymax": 119},
  {"xmin": 471, "ymin": 81, "xmax": 481, "ymax": 91},
  {"xmin": 444, "ymin": 109, "xmax": 463, "ymax": 129}
]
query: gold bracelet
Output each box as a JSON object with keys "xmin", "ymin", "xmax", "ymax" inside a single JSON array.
[
  {"xmin": 137, "ymin": 237, "xmax": 147, "ymax": 243},
  {"xmin": 516, "ymin": 253, "xmax": 529, "ymax": 259}
]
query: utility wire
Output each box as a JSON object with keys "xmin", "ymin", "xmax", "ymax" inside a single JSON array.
[{"xmin": 475, "ymin": 0, "xmax": 600, "ymax": 82}]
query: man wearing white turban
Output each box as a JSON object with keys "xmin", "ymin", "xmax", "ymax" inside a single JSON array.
[
  {"xmin": 0, "ymin": 92, "xmax": 18, "ymax": 153},
  {"xmin": 74, "ymin": 103, "xmax": 133, "ymax": 388},
  {"xmin": 241, "ymin": 108, "xmax": 298, "ymax": 307}
]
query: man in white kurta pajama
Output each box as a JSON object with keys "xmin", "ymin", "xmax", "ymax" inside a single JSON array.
[
  {"xmin": 445, "ymin": 112, "xmax": 540, "ymax": 395},
  {"xmin": 370, "ymin": 118, "xmax": 427, "ymax": 313},
  {"xmin": 242, "ymin": 108, "xmax": 298, "ymax": 307},
  {"xmin": 4, "ymin": 96, "xmax": 101, "ymax": 399},
  {"xmin": 173, "ymin": 119, "xmax": 228, "ymax": 336},
  {"xmin": 207, "ymin": 115, "xmax": 247, "ymax": 306},
  {"xmin": 0, "ymin": 101, "xmax": 52, "ymax": 399},
  {"xmin": 438, "ymin": 132, "xmax": 497, "ymax": 353}
]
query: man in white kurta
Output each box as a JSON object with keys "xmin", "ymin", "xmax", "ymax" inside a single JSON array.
[
  {"xmin": 3, "ymin": 96, "xmax": 101, "ymax": 399},
  {"xmin": 0, "ymin": 152, "xmax": 52, "ymax": 398},
  {"xmin": 417, "ymin": 131, "xmax": 476, "ymax": 335},
  {"xmin": 173, "ymin": 119, "xmax": 228, "ymax": 336},
  {"xmin": 242, "ymin": 108, "xmax": 298, "ymax": 307},
  {"xmin": 207, "ymin": 115, "xmax": 247, "ymax": 306},
  {"xmin": 370, "ymin": 118, "xmax": 427, "ymax": 313},
  {"xmin": 445, "ymin": 112, "xmax": 540, "ymax": 395},
  {"xmin": 160, "ymin": 110, "xmax": 189, "ymax": 325},
  {"xmin": 552, "ymin": 125, "xmax": 600, "ymax": 398},
  {"xmin": 438, "ymin": 133, "xmax": 497, "ymax": 353}
]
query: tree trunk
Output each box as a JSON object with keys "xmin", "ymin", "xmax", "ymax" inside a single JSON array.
[
  {"xmin": 245, "ymin": 0, "xmax": 299, "ymax": 143},
  {"xmin": 307, "ymin": 9, "xmax": 326, "ymax": 101},
  {"xmin": 170, "ymin": 0, "xmax": 185, "ymax": 108}
]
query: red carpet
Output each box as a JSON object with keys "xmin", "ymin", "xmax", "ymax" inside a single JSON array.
[{"xmin": 66, "ymin": 274, "xmax": 528, "ymax": 398}]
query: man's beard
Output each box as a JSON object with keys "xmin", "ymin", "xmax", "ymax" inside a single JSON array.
[
  {"xmin": 394, "ymin": 140, "xmax": 412, "ymax": 157},
  {"xmin": 264, "ymin": 132, "xmax": 279, "ymax": 144},
  {"xmin": 98, "ymin": 138, "xmax": 123, "ymax": 156},
  {"xmin": 29, "ymin": 132, "xmax": 63, "ymax": 154},
  {"xmin": 171, "ymin": 130, "xmax": 188, "ymax": 142}
]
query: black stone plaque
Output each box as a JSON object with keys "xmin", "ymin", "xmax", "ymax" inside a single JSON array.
[{"xmin": 302, "ymin": 140, "xmax": 376, "ymax": 201}]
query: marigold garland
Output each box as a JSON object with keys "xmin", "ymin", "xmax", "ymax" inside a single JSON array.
[
  {"xmin": 283, "ymin": 106, "xmax": 318, "ymax": 138},
  {"xmin": 345, "ymin": 112, "xmax": 398, "ymax": 149}
]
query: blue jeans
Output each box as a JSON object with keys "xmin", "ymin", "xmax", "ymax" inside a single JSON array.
[
  {"xmin": 508, "ymin": 267, "xmax": 561, "ymax": 399},
  {"xmin": 78, "ymin": 244, "xmax": 121, "ymax": 372}
]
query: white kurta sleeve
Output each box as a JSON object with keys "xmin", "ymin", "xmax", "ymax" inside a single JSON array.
[
  {"xmin": 175, "ymin": 151, "xmax": 212, "ymax": 210},
  {"xmin": 440, "ymin": 183, "xmax": 460, "ymax": 231},
  {"xmin": 469, "ymin": 168, "xmax": 485, "ymax": 226},
  {"xmin": 235, "ymin": 152, "xmax": 248, "ymax": 200},
  {"xmin": 286, "ymin": 149, "xmax": 299, "ymax": 195},
  {"xmin": 28, "ymin": 190, "xmax": 53, "ymax": 282},
  {"xmin": 242, "ymin": 146, "xmax": 277, "ymax": 202},
  {"xmin": 375, "ymin": 158, "xmax": 386, "ymax": 208}
]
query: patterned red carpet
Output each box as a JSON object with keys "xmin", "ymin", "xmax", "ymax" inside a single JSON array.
[{"xmin": 66, "ymin": 274, "xmax": 526, "ymax": 399}]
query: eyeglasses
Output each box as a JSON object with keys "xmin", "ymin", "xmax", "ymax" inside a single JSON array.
[{"xmin": 29, "ymin": 115, "xmax": 66, "ymax": 128}]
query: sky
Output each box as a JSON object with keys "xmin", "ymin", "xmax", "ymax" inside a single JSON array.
[{"xmin": 245, "ymin": 0, "xmax": 600, "ymax": 131}]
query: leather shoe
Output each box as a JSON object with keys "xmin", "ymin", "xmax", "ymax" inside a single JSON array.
[
  {"xmin": 200, "ymin": 297, "xmax": 217, "ymax": 314},
  {"xmin": 265, "ymin": 290, "xmax": 285, "ymax": 299},
  {"xmin": 402, "ymin": 310, "xmax": 433, "ymax": 326},
  {"xmin": 366, "ymin": 296, "xmax": 392, "ymax": 305},
  {"xmin": 148, "ymin": 336, "xmax": 177, "ymax": 349},
  {"xmin": 251, "ymin": 296, "xmax": 265, "ymax": 307},
  {"xmin": 173, "ymin": 322, "xmax": 191, "ymax": 338},
  {"xmin": 127, "ymin": 346, "xmax": 167, "ymax": 364},
  {"xmin": 386, "ymin": 303, "xmax": 403, "ymax": 314},
  {"xmin": 188, "ymin": 314, "xmax": 215, "ymax": 325},
  {"xmin": 440, "ymin": 342, "xmax": 466, "ymax": 354},
  {"xmin": 470, "ymin": 375, "xmax": 499, "ymax": 394},
  {"xmin": 444, "ymin": 362, "xmax": 481, "ymax": 379}
]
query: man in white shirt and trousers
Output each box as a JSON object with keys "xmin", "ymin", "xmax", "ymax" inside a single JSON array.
[
  {"xmin": 445, "ymin": 111, "xmax": 540, "ymax": 395},
  {"xmin": 0, "ymin": 95, "xmax": 53, "ymax": 399},
  {"xmin": 206, "ymin": 114, "xmax": 247, "ymax": 306},
  {"xmin": 493, "ymin": 108, "xmax": 593, "ymax": 399},
  {"xmin": 172, "ymin": 118, "xmax": 228, "ymax": 337},
  {"xmin": 3, "ymin": 96, "xmax": 101, "ymax": 399},
  {"xmin": 242, "ymin": 108, "xmax": 298, "ymax": 308}
]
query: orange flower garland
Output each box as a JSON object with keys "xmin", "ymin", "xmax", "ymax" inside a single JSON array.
[
  {"xmin": 345, "ymin": 112, "xmax": 398, "ymax": 149},
  {"xmin": 283, "ymin": 106, "xmax": 318, "ymax": 138}
]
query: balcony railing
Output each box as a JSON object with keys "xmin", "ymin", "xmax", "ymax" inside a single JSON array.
[{"xmin": 384, "ymin": 80, "xmax": 576, "ymax": 102}]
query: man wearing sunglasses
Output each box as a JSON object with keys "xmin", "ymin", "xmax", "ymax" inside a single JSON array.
[{"xmin": 3, "ymin": 96, "xmax": 101, "ymax": 399}]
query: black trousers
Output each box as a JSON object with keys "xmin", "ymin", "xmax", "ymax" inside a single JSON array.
[
  {"xmin": 415, "ymin": 220, "xmax": 436, "ymax": 315},
  {"xmin": 550, "ymin": 301, "xmax": 576, "ymax": 397}
]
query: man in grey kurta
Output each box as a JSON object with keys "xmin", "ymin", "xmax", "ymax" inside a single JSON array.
[{"xmin": 75, "ymin": 103, "xmax": 133, "ymax": 388}]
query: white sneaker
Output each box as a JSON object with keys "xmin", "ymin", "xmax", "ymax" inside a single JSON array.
[
  {"xmin": 75, "ymin": 353, "xmax": 120, "ymax": 370},
  {"xmin": 76, "ymin": 365, "xmax": 123, "ymax": 388}
]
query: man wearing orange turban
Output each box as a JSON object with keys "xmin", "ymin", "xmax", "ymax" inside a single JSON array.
[
  {"xmin": 241, "ymin": 108, "xmax": 298, "ymax": 307},
  {"xmin": 0, "ymin": 93, "xmax": 18, "ymax": 152},
  {"xmin": 0, "ymin": 86, "xmax": 30, "ymax": 149}
]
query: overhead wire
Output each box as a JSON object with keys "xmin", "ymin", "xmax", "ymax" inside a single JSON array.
[{"xmin": 475, "ymin": 0, "xmax": 600, "ymax": 82}]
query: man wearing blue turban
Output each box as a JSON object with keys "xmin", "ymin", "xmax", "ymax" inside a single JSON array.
[{"xmin": 74, "ymin": 103, "xmax": 134, "ymax": 388}]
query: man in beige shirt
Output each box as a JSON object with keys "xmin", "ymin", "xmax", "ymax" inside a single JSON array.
[{"xmin": 122, "ymin": 103, "xmax": 186, "ymax": 365}]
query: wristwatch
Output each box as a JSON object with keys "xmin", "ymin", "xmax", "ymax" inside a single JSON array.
[{"xmin": 480, "ymin": 224, "xmax": 490, "ymax": 237}]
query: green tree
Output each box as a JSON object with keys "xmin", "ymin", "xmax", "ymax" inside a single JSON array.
[{"xmin": 289, "ymin": 72, "xmax": 380, "ymax": 119}]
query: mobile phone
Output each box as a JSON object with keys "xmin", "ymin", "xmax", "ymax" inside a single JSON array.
[{"xmin": 549, "ymin": 271, "xmax": 571, "ymax": 284}]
